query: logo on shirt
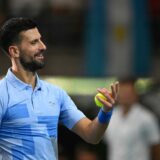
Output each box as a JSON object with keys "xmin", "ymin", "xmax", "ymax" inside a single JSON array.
[{"xmin": 49, "ymin": 101, "xmax": 55, "ymax": 107}]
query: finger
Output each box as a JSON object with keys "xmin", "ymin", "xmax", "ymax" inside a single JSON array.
[
  {"xmin": 97, "ymin": 88, "xmax": 115, "ymax": 104},
  {"xmin": 114, "ymin": 81, "xmax": 119, "ymax": 100},
  {"xmin": 97, "ymin": 88, "xmax": 109, "ymax": 94},
  {"xmin": 111, "ymin": 83, "xmax": 116, "ymax": 99},
  {"xmin": 111, "ymin": 82, "xmax": 119, "ymax": 100},
  {"xmin": 115, "ymin": 81, "xmax": 119, "ymax": 94}
]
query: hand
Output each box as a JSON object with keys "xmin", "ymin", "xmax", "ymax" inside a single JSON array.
[{"xmin": 97, "ymin": 81, "xmax": 119, "ymax": 112}]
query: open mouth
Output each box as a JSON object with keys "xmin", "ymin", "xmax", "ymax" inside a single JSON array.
[
  {"xmin": 36, "ymin": 55, "xmax": 44, "ymax": 59},
  {"xmin": 35, "ymin": 53, "xmax": 44, "ymax": 60}
]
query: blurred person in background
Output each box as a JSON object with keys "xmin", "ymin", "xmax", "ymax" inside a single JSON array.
[
  {"xmin": 141, "ymin": 79, "xmax": 160, "ymax": 125},
  {"xmin": 104, "ymin": 78, "xmax": 160, "ymax": 160},
  {"xmin": 0, "ymin": 17, "xmax": 119, "ymax": 160},
  {"xmin": 6, "ymin": 0, "xmax": 50, "ymax": 18}
]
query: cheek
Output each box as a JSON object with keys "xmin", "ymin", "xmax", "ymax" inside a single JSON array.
[
  {"xmin": 118, "ymin": 90, "xmax": 130, "ymax": 100},
  {"xmin": 20, "ymin": 43, "xmax": 36, "ymax": 53},
  {"xmin": 19, "ymin": 52, "xmax": 34, "ymax": 63},
  {"xmin": 20, "ymin": 47, "xmax": 35, "ymax": 57}
]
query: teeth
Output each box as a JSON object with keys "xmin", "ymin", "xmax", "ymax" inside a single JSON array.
[
  {"xmin": 37, "ymin": 55, "xmax": 43, "ymax": 57},
  {"xmin": 36, "ymin": 55, "xmax": 44, "ymax": 59}
]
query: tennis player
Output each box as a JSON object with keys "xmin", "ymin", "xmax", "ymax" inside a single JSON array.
[{"xmin": 0, "ymin": 17, "xmax": 119, "ymax": 160}]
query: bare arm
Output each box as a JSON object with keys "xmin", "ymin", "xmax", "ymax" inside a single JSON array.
[
  {"xmin": 72, "ymin": 82, "xmax": 119, "ymax": 144},
  {"xmin": 151, "ymin": 144, "xmax": 160, "ymax": 160}
]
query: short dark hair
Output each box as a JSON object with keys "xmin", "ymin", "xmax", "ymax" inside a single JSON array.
[
  {"xmin": 118, "ymin": 76, "xmax": 137, "ymax": 85},
  {"xmin": 0, "ymin": 17, "xmax": 37, "ymax": 54}
]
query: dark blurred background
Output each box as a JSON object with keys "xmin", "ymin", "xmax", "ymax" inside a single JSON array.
[
  {"xmin": 0, "ymin": 0, "xmax": 160, "ymax": 160},
  {"xmin": 0, "ymin": 0, "xmax": 160, "ymax": 78}
]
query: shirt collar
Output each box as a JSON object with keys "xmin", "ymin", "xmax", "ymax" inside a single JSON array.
[{"xmin": 6, "ymin": 68, "xmax": 42, "ymax": 91}]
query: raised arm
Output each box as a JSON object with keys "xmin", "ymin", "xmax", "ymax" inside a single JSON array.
[{"xmin": 72, "ymin": 82, "xmax": 119, "ymax": 144}]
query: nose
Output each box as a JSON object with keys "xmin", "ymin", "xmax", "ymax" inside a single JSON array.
[{"xmin": 39, "ymin": 40, "xmax": 47, "ymax": 50}]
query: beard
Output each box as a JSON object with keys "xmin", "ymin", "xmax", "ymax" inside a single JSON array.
[{"xmin": 19, "ymin": 52, "xmax": 45, "ymax": 72}]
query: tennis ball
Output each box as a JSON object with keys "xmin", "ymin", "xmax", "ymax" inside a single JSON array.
[
  {"xmin": 94, "ymin": 93, "xmax": 107, "ymax": 107},
  {"xmin": 95, "ymin": 93, "xmax": 113, "ymax": 107}
]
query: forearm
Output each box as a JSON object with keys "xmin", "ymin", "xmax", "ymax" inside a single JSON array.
[
  {"xmin": 84, "ymin": 117, "xmax": 109, "ymax": 144},
  {"xmin": 151, "ymin": 144, "xmax": 160, "ymax": 160},
  {"xmin": 72, "ymin": 109, "xmax": 113, "ymax": 144},
  {"xmin": 72, "ymin": 82, "xmax": 118, "ymax": 144}
]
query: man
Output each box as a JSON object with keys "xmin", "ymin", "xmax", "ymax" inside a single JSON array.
[
  {"xmin": 0, "ymin": 17, "xmax": 119, "ymax": 160},
  {"xmin": 104, "ymin": 78, "xmax": 160, "ymax": 160}
]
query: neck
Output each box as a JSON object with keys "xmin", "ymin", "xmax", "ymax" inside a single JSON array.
[
  {"xmin": 11, "ymin": 65, "xmax": 37, "ymax": 89},
  {"xmin": 121, "ymin": 104, "xmax": 133, "ymax": 116}
]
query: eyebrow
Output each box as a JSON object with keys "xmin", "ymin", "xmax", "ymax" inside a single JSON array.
[{"xmin": 30, "ymin": 39, "xmax": 39, "ymax": 43}]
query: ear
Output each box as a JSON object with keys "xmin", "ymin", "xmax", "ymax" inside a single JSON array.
[{"xmin": 8, "ymin": 45, "xmax": 20, "ymax": 58}]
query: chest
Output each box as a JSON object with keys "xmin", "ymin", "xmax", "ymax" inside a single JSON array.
[
  {"xmin": 2, "ymin": 88, "xmax": 61, "ymax": 125},
  {"xmin": 107, "ymin": 112, "xmax": 145, "ymax": 145}
]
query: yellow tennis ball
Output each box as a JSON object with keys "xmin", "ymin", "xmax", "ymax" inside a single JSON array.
[{"xmin": 94, "ymin": 93, "xmax": 107, "ymax": 107}]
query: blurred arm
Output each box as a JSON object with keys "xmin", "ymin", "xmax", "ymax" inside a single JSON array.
[{"xmin": 151, "ymin": 144, "xmax": 160, "ymax": 160}]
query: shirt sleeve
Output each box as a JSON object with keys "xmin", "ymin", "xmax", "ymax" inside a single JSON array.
[
  {"xmin": 142, "ymin": 113, "xmax": 160, "ymax": 145},
  {"xmin": 59, "ymin": 89, "xmax": 86, "ymax": 129}
]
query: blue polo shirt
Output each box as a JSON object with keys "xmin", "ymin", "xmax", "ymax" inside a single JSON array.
[{"xmin": 0, "ymin": 69, "xmax": 85, "ymax": 160}]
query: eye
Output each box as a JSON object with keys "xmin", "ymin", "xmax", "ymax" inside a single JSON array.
[{"xmin": 30, "ymin": 39, "xmax": 38, "ymax": 45}]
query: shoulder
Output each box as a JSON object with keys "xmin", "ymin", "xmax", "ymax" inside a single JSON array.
[
  {"xmin": 112, "ymin": 105, "xmax": 121, "ymax": 116},
  {"xmin": 134, "ymin": 103, "xmax": 158, "ymax": 123},
  {"xmin": 39, "ymin": 79, "xmax": 67, "ymax": 97},
  {"xmin": 40, "ymin": 79, "xmax": 62, "ymax": 90}
]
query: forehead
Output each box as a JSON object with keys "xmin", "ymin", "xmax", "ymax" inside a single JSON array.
[
  {"xmin": 119, "ymin": 83, "xmax": 135, "ymax": 92},
  {"xmin": 19, "ymin": 28, "xmax": 41, "ymax": 41}
]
